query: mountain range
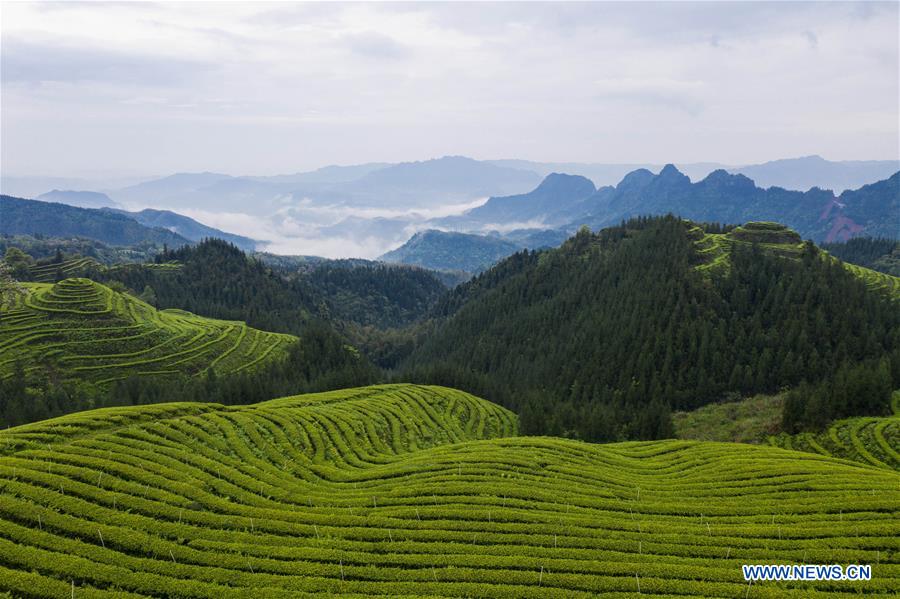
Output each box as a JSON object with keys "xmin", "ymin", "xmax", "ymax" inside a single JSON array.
[
  {"xmin": 447, "ymin": 166, "xmax": 899, "ymax": 242},
  {"xmin": 0, "ymin": 196, "xmax": 259, "ymax": 251},
  {"xmin": 0, "ymin": 195, "xmax": 191, "ymax": 248},
  {"xmin": 441, "ymin": 172, "xmax": 597, "ymax": 228},
  {"xmin": 8, "ymin": 155, "xmax": 895, "ymax": 207},
  {"xmin": 4, "ymin": 155, "xmax": 897, "ymax": 264},
  {"xmin": 381, "ymin": 167, "xmax": 898, "ymax": 274},
  {"xmin": 103, "ymin": 156, "xmax": 542, "ymax": 214},
  {"xmin": 104, "ymin": 207, "xmax": 259, "ymax": 251},
  {"xmin": 35, "ymin": 189, "xmax": 119, "ymax": 209},
  {"xmin": 487, "ymin": 155, "xmax": 900, "ymax": 193}
]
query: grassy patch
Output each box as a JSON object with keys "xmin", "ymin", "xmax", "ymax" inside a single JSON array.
[{"xmin": 673, "ymin": 394, "xmax": 785, "ymax": 443}]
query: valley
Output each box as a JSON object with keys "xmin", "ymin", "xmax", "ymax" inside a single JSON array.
[
  {"xmin": 4, "ymin": 169, "xmax": 899, "ymax": 599},
  {"xmin": 3, "ymin": 2, "xmax": 899, "ymax": 596}
]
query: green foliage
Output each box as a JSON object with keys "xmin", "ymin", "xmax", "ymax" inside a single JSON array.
[
  {"xmin": 0, "ymin": 321, "xmax": 378, "ymax": 428},
  {"xmin": 98, "ymin": 239, "xmax": 447, "ymax": 334},
  {"xmin": 96, "ymin": 239, "xmax": 320, "ymax": 336},
  {"xmin": 0, "ymin": 262, "xmax": 27, "ymax": 309},
  {"xmin": 0, "ymin": 384, "xmax": 897, "ymax": 597},
  {"xmin": 0, "ymin": 234, "xmax": 164, "ymax": 266},
  {"xmin": 781, "ymin": 359, "xmax": 896, "ymax": 433},
  {"xmin": 2, "ymin": 247, "xmax": 33, "ymax": 280},
  {"xmin": 0, "ymin": 277, "xmax": 294, "ymax": 393},
  {"xmin": 771, "ymin": 391, "xmax": 900, "ymax": 471},
  {"xmin": 306, "ymin": 261, "xmax": 447, "ymax": 328},
  {"xmin": 823, "ymin": 237, "xmax": 900, "ymax": 276},
  {"xmin": 404, "ymin": 216, "xmax": 900, "ymax": 442},
  {"xmin": 673, "ymin": 393, "xmax": 785, "ymax": 443},
  {"xmin": 840, "ymin": 261, "xmax": 900, "ymax": 300},
  {"xmin": 379, "ymin": 229, "xmax": 522, "ymax": 273}
]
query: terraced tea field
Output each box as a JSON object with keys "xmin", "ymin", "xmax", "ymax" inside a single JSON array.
[
  {"xmin": 0, "ymin": 384, "xmax": 897, "ymax": 597},
  {"xmin": 691, "ymin": 222, "xmax": 805, "ymax": 275},
  {"xmin": 0, "ymin": 278, "xmax": 294, "ymax": 385},
  {"xmin": 690, "ymin": 221, "xmax": 900, "ymax": 299},
  {"xmin": 770, "ymin": 393, "xmax": 900, "ymax": 472},
  {"xmin": 841, "ymin": 262, "xmax": 900, "ymax": 300},
  {"xmin": 28, "ymin": 257, "xmax": 103, "ymax": 283},
  {"xmin": 25, "ymin": 257, "xmax": 183, "ymax": 284}
]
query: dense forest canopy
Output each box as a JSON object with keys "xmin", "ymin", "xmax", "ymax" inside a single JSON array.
[
  {"xmin": 402, "ymin": 216, "xmax": 900, "ymax": 440},
  {"xmin": 823, "ymin": 237, "xmax": 900, "ymax": 276}
]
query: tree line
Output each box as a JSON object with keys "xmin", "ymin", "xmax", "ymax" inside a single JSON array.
[{"xmin": 401, "ymin": 216, "xmax": 900, "ymax": 440}]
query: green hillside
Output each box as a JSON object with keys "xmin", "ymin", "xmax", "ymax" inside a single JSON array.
[
  {"xmin": 0, "ymin": 195, "xmax": 191, "ymax": 249},
  {"xmin": 0, "ymin": 278, "xmax": 295, "ymax": 386},
  {"xmin": 22, "ymin": 255, "xmax": 181, "ymax": 284},
  {"xmin": 379, "ymin": 229, "xmax": 521, "ymax": 274},
  {"xmin": 27, "ymin": 257, "xmax": 104, "ymax": 283},
  {"xmin": 406, "ymin": 216, "xmax": 900, "ymax": 441},
  {"xmin": 841, "ymin": 262, "xmax": 900, "ymax": 300},
  {"xmin": 691, "ymin": 221, "xmax": 805, "ymax": 275},
  {"xmin": 691, "ymin": 221, "xmax": 900, "ymax": 299},
  {"xmin": 0, "ymin": 384, "xmax": 897, "ymax": 597},
  {"xmin": 769, "ymin": 392, "xmax": 900, "ymax": 471},
  {"xmin": 673, "ymin": 393, "xmax": 785, "ymax": 444}
]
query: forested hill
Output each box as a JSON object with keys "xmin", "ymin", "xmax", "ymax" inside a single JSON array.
[
  {"xmin": 96, "ymin": 240, "xmax": 321, "ymax": 336},
  {"xmin": 379, "ymin": 229, "xmax": 521, "ymax": 273},
  {"xmin": 106, "ymin": 207, "xmax": 259, "ymax": 251},
  {"xmin": 92, "ymin": 239, "xmax": 447, "ymax": 332},
  {"xmin": 403, "ymin": 216, "xmax": 900, "ymax": 441},
  {"xmin": 0, "ymin": 195, "xmax": 191, "ymax": 248},
  {"xmin": 823, "ymin": 237, "xmax": 900, "ymax": 276}
]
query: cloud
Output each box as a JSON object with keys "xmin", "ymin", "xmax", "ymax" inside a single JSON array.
[
  {"xmin": 803, "ymin": 30, "xmax": 819, "ymax": 48},
  {"xmin": 342, "ymin": 31, "xmax": 409, "ymax": 60},
  {"xmin": 173, "ymin": 195, "xmax": 489, "ymax": 259},
  {"xmin": 1, "ymin": 1, "xmax": 897, "ymax": 177},
  {"xmin": 1, "ymin": 38, "xmax": 215, "ymax": 85},
  {"xmin": 592, "ymin": 77, "xmax": 706, "ymax": 116}
]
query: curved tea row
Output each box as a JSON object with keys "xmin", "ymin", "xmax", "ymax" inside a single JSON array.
[
  {"xmin": 28, "ymin": 258, "xmax": 103, "ymax": 283},
  {"xmin": 770, "ymin": 394, "xmax": 900, "ymax": 472},
  {"xmin": 0, "ymin": 278, "xmax": 294, "ymax": 385},
  {"xmin": 0, "ymin": 384, "xmax": 897, "ymax": 597},
  {"xmin": 842, "ymin": 263, "xmax": 900, "ymax": 300}
]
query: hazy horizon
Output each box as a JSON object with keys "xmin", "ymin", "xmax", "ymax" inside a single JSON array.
[
  {"xmin": 5, "ymin": 153, "xmax": 900, "ymax": 183},
  {"xmin": 2, "ymin": 2, "xmax": 898, "ymax": 179}
]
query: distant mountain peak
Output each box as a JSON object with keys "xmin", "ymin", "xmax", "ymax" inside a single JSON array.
[
  {"xmin": 700, "ymin": 169, "xmax": 756, "ymax": 189},
  {"xmin": 659, "ymin": 163, "xmax": 682, "ymax": 175},
  {"xmin": 535, "ymin": 172, "xmax": 596, "ymax": 195},
  {"xmin": 617, "ymin": 168, "xmax": 655, "ymax": 189},
  {"xmin": 36, "ymin": 189, "xmax": 119, "ymax": 209},
  {"xmin": 657, "ymin": 164, "xmax": 690, "ymax": 183}
]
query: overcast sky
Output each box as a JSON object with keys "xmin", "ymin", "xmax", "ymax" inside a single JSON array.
[{"xmin": 2, "ymin": 1, "xmax": 898, "ymax": 178}]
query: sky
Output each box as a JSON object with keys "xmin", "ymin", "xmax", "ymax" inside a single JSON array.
[{"xmin": 2, "ymin": 1, "xmax": 898, "ymax": 178}]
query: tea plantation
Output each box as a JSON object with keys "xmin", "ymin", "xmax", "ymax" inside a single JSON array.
[
  {"xmin": 0, "ymin": 278, "xmax": 295, "ymax": 386},
  {"xmin": 691, "ymin": 221, "xmax": 900, "ymax": 299},
  {"xmin": 0, "ymin": 384, "xmax": 897, "ymax": 597},
  {"xmin": 770, "ymin": 392, "xmax": 900, "ymax": 472}
]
